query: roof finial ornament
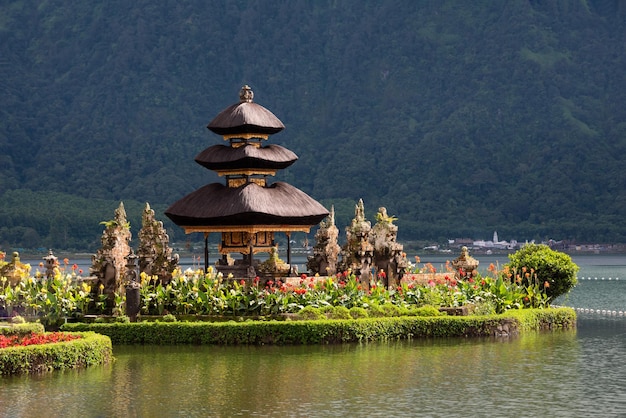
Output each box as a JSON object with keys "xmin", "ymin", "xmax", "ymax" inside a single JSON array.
[{"xmin": 239, "ymin": 85, "xmax": 254, "ymax": 103}]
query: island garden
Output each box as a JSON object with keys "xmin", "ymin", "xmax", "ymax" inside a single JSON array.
[
  {"xmin": 0, "ymin": 87, "xmax": 578, "ymax": 375},
  {"xmin": 0, "ymin": 240, "xmax": 578, "ymax": 375}
]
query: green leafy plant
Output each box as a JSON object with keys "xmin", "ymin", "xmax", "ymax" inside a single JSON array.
[{"xmin": 506, "ymin": 244, "xmax": 579, "ymax": 300}]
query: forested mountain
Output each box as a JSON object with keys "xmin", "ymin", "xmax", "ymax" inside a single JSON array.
[{"xmin": 2, "ymin": 0, "xmax": 626, "ymax": 251}]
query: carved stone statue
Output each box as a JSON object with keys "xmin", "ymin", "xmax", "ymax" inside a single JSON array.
[
  {"xmin": 370, "ymin": 207, "xmax": 408, "ymax": 287},
  {"xmin": 258, "ymin": 246, "xmax": 290, "ymax": 276},
  {"xmin": 137, "ymin": 203, "xmax": 179, "ymax": 285},
  {"xmin": 451, "ymin": 246, "xmax": 479, "ymax": 278},
  {"xmin": 307, "ymin": 206, "xmax": 341, "ymax": 276},
  {"xmin": 340, "ymin": 199, "xmax": 374, "ymax": 287},
  {"xmin": 90, "ymin": 202, "xmax": 132, "ymax": 305},
  {"xmin": 0, "ymin": 251, "xmax": 30, "ymax": 287}
]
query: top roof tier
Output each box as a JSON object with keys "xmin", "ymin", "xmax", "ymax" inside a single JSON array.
[{"xmin": 207, "ymin": 85, "xmax": 285, "ymax": 136}]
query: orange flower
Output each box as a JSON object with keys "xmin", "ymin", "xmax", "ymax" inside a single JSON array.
[{"xmin": 544, "ymin": 281, "xmax": 550, "ymax": 288}]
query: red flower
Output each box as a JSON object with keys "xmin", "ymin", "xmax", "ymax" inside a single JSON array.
[
  {"xmin": 301, "ymin": 273, "xmax": 308, "ymax": 280},
  {"xmin": 240, "ymin": 279, "xmax": 246, "ymax": 286},
  {"xmin": 0, "ymin": 332, "xmax": 81, "ymax": 348}
]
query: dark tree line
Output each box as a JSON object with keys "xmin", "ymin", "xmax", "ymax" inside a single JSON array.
[{"xmin": 2, "ymin": 0, "xmax": 626, "ymax": 250}]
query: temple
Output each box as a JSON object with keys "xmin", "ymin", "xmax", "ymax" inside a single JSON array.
[{"xmin": 165, "ymin": 86, "xmax": 329, "ymax": 278}]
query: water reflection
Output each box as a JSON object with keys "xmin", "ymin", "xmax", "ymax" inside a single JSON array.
[
  {"xmin": 2, "ymin": 323, "xmax": 625, "ymax": 417},
  {"xmin": 3, "ymin": 254, "xmax": 626, "ymax": 417}
]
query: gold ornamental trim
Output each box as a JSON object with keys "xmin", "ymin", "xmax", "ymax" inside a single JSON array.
[
  {"xmin": 218, "ymin": 169, "xmax": 276, "ymax": 177},
  {"xmin": 218, "ymin": 245, "xmax": 274, "ymax": 255},
  {"xmin": 227, "ymin": 177, "xmax": 267, "ymax": 188},
  {"xmin": 222, "ymin": 133, "xmax": 269, "ymax": 141},
  {"xmin": 182, "ymin": 225, "xmax": 312, "ymax": 234}
]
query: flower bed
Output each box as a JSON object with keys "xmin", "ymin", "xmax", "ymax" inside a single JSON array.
[
  {"xmin": 0, "ymin": 332, "xmax": 81, "ymax": 348},
  {"xmin": 0, "ymin": 246, "xmax": 576, "ymax": 326},
  {"xmin": 0, "ymin": 331, "xmax": 112, "ymax": 376}
]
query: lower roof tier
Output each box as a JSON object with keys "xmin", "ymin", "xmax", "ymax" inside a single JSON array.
[{"xmin": 165, "ymin": 181, "xmax": 329, "ymax": 230}]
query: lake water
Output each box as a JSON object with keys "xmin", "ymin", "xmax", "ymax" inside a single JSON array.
[{"xmin": 2, "ymin": 254, "xmax": 626, "ymax": 417}]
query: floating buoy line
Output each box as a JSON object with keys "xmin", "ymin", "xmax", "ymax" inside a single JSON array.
[
  {"xmin": 552, "ymin": 305, "xmax": 625, "ymax": 317},
  {"xmin": 549, "ymin": 277, "xmax": 625, "ymax": 317}
]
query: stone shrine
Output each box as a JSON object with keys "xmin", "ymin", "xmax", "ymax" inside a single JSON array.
[
  {"xmin": 137, "ymin": 203, "xmax": 179, "ymax": 284},
  {"xmin": 451, "ymin": 246, "xmax": 479, "ymax": 278},
  {"xmin": 90, "ymin": 202, "xmax": 131, "ymax": 306},
  {"xmin": 340, "ymin": 199, "xmax": 374, "ymax": 287},
  {"xmin": 370, "ymin": 207, "xmax": 409, "ymax": 287},
  {"xmin": 306, "ymin": 206, "xmax": 341, "ymax": 276}
]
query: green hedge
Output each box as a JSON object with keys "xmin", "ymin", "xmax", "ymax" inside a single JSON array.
[
  {"xmin": 0, "ymin": 332, "xmax": 112, "ymax": 376},
  {"xmin": 0, "ymin": 322, "xmax": 45, "ymax": 336},
  {"xmin": 62, "ymin": 308, "xmax": 576, "ymax": 345},
  {"xmin": 505, "ymin": 307, "xmax": 577, "ymax": 331}
]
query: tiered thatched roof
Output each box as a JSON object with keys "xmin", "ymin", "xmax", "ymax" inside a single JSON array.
[
  {"xmin": 207, "ymin": 102, "xmax": 284, "ymax": 136},
  {"xmin": 166, "ymin": 85, "xmax": 329, "ymax": 236},
  {"xmin": 195, "ymin": 144, "xmax": 297, "ymax": 171},
  {"xmin": 165, "ymin": 182, "xmax": 328, "ymax": 231}
]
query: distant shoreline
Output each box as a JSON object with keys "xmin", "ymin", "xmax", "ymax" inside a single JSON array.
[{"xmin": 9, "ymin": 244, "xmax": 626, "ymax": 261}]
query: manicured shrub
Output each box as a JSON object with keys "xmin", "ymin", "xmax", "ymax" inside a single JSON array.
[
  {"xmin": 0, "ymin": 331, "xmax": 112, "ymax": 375},
  {"xmin": 379, "ymin": 303, "xmax": 403, "ymax": 317},
  {"xmin": 407, "ymin": 305, "xmax": 443, "ymax": 317},
  {"xmin": 162, "ymin": 314, "xmax": 177, "ymax": 322},
  {"xmin": 505, "ymin": 307, "xmax": 577, "ymax": 331},
  {"xmin": 115, "ymin": 315, "xmax": 130, "ymax": 323},
  {"xmin": 368, "ymin": 304, "xmax": 386, "ymax": 317},
  {"xmin": 62, "ymin": 308, "xmax": 575, "ymax": 345},
  {"xmin": 0, "ymin": 322, "xmax": 45, "ymax": 336},
  {"xmin": 327, "ymin": 306, "xmax": 352, "ymax": 320},
  {"xmin": 506, "ymin": 244, "xmax": 579, "ymax": 300},
  {"xmin": 297, "ymin": 306, "xmax": 325, "ymax": 321},
  {"xmin": 349, "ymin": 307, "xmax": 369, "ymax": 319}
]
